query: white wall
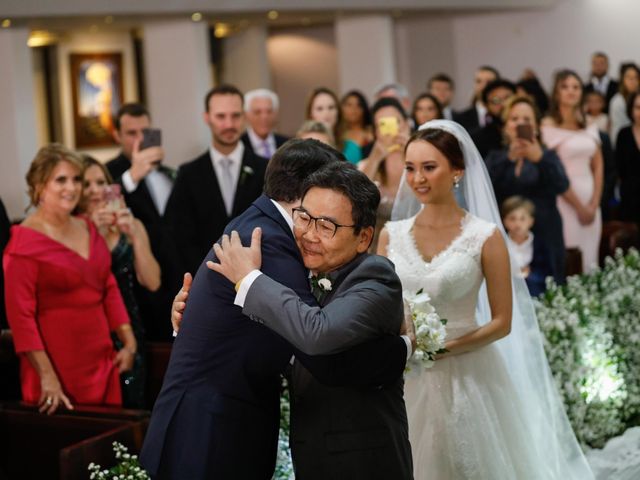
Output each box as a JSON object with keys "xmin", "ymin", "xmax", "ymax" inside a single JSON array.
[
  {"xmin": 446, "ymin": 0, "xmax": 638, "ymax": 109},
  {"xmin": 267, "ymin": 24, "xmax": 339, "ymax": 136},
  {"xmin": 56, "ymin": 29, "xmax": 138, "ymax": 161}
]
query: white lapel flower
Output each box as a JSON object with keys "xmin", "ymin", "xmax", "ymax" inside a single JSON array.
[{"xmin": 318, "ymin": 278, "xmax": 332, "ymax": 291}]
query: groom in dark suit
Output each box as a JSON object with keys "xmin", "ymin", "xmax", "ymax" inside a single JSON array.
[
  {"xmin": 140, "ymin": 140, "xmax": 410, "ymax": 479},
  {"xmin": 210, "ymin": 162, "xmax": 413, "ymax": 479},
  {"xmin": 165, "ymin": 84, "xmax": 268, "ymax": 276}
]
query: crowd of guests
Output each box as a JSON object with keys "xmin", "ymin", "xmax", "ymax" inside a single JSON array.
[{"xmin": 1, "ymin": 50, "xmax": 639, "ymax": 413}]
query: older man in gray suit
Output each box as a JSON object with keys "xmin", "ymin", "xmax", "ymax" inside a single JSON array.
[{"xmin": 209, "ymin": 162, "xmax": 413, "ymax": 480}]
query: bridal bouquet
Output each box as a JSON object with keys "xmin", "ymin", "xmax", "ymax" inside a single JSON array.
[{"xmin": 403, "ymin": 288, "xmax": 448, "ymax": 371}]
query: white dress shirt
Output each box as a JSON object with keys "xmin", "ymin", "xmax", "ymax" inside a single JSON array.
[
  {"xmin": 476, "ymin": 101, "xmax": 488, "ymax": 128},
  {"xmin": 590, "ymin": 75, "xmax": 612, "ymax": 96},
  {"xmin": 122, "ymin": 167, "xmax": 173, "ymax": 216},
  {"xmin": 209, "ymin": 142, "xmax": 245, "ymax": 216},
  {"xmin": 508, "ymin": 233, "xmax": 534, "ymax": 277},
  {"xmin": 247, "ymin": 127, "xmax": 277, "ymax": 159}
]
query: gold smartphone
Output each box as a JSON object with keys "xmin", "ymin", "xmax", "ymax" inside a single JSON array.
[{"xmin": 378, "ymin": 116, "xmax": 399, "ymax": 137}]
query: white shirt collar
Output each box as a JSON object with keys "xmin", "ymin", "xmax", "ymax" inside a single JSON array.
[
  {"xmin": 270, "ymin": 199, "xmax": 294, "ymax": 232},
  {"xmin": 247, "ymin": 127, "xmax": 276, "ymax": 157},
  {"xmin": 476, "ymin": 101, "xmax": 488, "ymax": 127},
  {"xmin": 209, "ymin": 141, "xmax": 245, "ymax": 168},
  {"xmin": 508, "ymin": 233, "xmax": 534, "ymax": 270}
]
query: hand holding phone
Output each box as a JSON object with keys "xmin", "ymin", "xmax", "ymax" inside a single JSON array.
[
  {"xmin": 140, "ymin": 128, "xmax": 162, "ymax": 150},
  {"xmin": 516, "ymin": 124, "xmax": 534, "ymax": 142},
  {"xmin": 378, "ymin": 116, "xmax": 399, "ymax": 138},
  {"xmin": 103, "ymin": 184, "xmax": 122, "ymax": 212}
]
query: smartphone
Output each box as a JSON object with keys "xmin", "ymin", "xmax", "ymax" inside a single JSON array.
[
  {"xmin": 516, "ymin": 124, "xmax": 534, "ymax": 141},
  {"xmin": 378, "ymin": 116, "xmax": 399, "ymax": 138},
  {"xmin": 103, "ymin": 184, "xmax": 122, "ymax": 211},
  {"xmin": 140, "ymin": 128, "xmax": 162, "ymax": 150}
]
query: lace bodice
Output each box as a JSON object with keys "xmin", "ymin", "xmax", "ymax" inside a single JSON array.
[{"xmin": 386, "ymin": 212, "xmax": 496, "ymax": 338}]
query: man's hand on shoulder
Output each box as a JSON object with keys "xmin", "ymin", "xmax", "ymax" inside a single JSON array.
[{"xmin": 207, "ymin": 227, "xmax": 262, "ymax": 285}]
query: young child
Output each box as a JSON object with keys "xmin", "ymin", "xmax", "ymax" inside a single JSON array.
[
  {"xmin": 583, "ymin": 90, "xmax": 609, "ymax": 133},
  {"xmin": 501, "ymin": 196, "xmax": 553, "ymax": 296}
]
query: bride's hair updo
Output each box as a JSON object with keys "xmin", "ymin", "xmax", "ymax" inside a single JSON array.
[{"xmin": 404, "ymin": 128, "xmax": 465, "ymax": 170}]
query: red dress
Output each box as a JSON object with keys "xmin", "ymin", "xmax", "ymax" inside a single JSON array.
[{"xmin": 3, "ymin": 218, "xmax": 129, "ymax": 406}]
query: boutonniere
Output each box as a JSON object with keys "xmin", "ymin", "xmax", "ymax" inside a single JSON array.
[
  {"xmin": 240, "ymin": 165, "xmax": 254, "ymax": 186},
  {"xmin": 310, "ymin": 274, "xmax": 332, "ymax": 302}
]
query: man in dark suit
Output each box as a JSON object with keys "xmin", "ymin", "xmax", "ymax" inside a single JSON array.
[
  {"xmin": 212, "ymin": 162, "xmax": 413, "ymax": 479},
  {"xmin": 472, "ymin": 79, "xmax": 516, "ymax": 158},
  {"xmin": 165, "ymin": 84, "xmax": 268, "ymax": 276},
  {"xmin": 455, "ymin": 65, "xmax": 500, "ymax": 135},
  {"xmin": 584, "ymin": 51, "xmax": 619, "ymax": 112},
  {"xmin": 106, "ymin": 103, "xmax": 178, "ymax": 340},
  {"xmin": 241, "ymin": 88, "xmax": 289, "ymax": 159},
  {"xmin": 141, "ymin": 140, "xmax": 410, "ymax": 479}
]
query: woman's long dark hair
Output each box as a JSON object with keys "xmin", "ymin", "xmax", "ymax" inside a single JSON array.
[{"xmin": 341, "ymin": 90, "xmax": 373, "ymax": 130}]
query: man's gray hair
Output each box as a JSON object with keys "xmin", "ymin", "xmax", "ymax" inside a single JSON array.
[
  {"xmin": 244, "ymin": 88, "xmax": 280, "ymax": 111},
  {"xmin": 373, "ymin": 82, "xmax": 410, "ymax": 101}
]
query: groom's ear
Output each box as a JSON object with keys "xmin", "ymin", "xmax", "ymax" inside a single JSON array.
[{"xmin": 356, "ymin": 226, "xmax": 375, "ymax": 253}]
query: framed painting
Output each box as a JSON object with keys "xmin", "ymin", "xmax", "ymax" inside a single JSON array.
[{"xmin": 70, "ymin": 52, "xmax": 124, "ymax": 148}]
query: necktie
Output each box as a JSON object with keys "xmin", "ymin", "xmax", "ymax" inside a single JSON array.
[
  {"xmin": 220, "ymin": 157, "xmax": 235, "ymax": 217},
  {"xmin": 262, "ymin": 139, "xmax": 272, "ymax": 159}
]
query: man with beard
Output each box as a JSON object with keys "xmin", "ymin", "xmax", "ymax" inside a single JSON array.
[{"xmin": 165, "ymin": 84, "xmax": 268, "ymax": 275}]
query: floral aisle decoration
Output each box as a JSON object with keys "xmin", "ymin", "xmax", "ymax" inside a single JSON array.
[
  {"xmin": 87, "ymin": 441, "xmax": 149, "ymax": 479},
  {"xmin": 273, "ymin": 377, "xmax": 294, "ymax": 480},
  {"xmin": 535, "ymin": 248, "xmax": 640, "ymax": 448}
]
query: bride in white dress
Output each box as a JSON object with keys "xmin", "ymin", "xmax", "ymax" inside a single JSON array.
[{"xmin": 377, "ymin": 120, "xmax": 594, "ymax": 479}]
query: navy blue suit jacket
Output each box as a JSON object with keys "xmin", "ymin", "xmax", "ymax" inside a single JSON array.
[{"xmin": 140, "ymin": 195, "xmax": 407, "ymax": 479}]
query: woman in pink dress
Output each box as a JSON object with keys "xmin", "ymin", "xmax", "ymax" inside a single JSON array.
[{"xmin": 541, "ymin": 70, "xmax": 603, "ymax": 273}]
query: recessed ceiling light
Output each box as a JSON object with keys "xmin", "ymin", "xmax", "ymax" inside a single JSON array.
[
  {"xmin": 1, "ymin": 19, "xmax": 11, "ymax": 28},
  {"xmin": 214, "ymin": 23, "xmax": 231, "ymax": 38},
  {"xmin": 267, "ymin": 10, "xmax": 279, "ymax": 21},
  {"xmin": 192, "ymin": 12, "xmax": 203, "ymax": 22}
]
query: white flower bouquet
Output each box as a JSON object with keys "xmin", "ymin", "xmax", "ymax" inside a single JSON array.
[{"xmin": 403, "ymin": 288, "xmax": 448, "ymax": 371}]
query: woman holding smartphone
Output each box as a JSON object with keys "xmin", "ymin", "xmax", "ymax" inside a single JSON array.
[
  {"xmin": 79, "ymin": 155, "xmax": 160, "ymax": 408},
  {"xmin": 486, "ymin": 96, "xmax": 570, "ymax": 284},
  {"xmin": 358, "ymin": 97, "xmax": 411, "ymax": 252}
]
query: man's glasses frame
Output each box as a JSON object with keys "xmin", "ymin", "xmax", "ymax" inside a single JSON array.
[{"xmin": 292, "ymin": 207, "xmax": 357, "ymax": 239}]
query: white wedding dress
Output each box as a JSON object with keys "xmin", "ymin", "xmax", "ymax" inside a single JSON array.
[{"xmin": 386, "ymin": 212, "xmax": 561, "ymax": 479}]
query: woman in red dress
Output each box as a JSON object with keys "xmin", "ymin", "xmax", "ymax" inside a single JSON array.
[{"xmin": 3, "ymin": 144, "xmax": 136, "ymax": 414}]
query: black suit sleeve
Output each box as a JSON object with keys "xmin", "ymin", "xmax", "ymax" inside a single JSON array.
[{"xmin": 294, "ymin": 335, "xmax": 407, "ymax": 388}]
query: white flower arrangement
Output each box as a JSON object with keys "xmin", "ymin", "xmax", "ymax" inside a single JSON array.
[
  {"xmin": 535, "ymin": 248, "xmax": 640, "ymax": 448},
  {"xmin": 87, "ymin": 442, "xmax": 149, "ymax": 479},
  {"xmin": 403, "ymin": 288, "xmax": 447, "ymax": 371}
]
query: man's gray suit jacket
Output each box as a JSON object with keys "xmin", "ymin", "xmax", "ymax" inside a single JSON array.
[{"xmin": 243, "ymin": 253, "xmax": 413, "ymax": 480}]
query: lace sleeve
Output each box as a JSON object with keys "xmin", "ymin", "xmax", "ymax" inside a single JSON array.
[{"xmin": 461, "ymin": 217, "xmax": 497, "ymax": 261}]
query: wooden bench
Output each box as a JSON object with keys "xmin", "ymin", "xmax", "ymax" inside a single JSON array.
[{"xmin": 0, "ymin": 402, "xmax": 149, "ymax": 480}]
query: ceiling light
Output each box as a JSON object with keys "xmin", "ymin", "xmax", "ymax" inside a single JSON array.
[
  {"xmin": 267, "ymin": 10, "xmax": 279, "ymax": 20},
  {"xmin": 214, "ymin": 23, "xmax": 231, "ymax": 38},
  {"xmin": 104, "ymin": 16, "xmax": 114, "ymax": 24},
  {"xmin": 1, "ymin": 19, "xmax": 11, "ymax": 28},
  {"xmin": 191, "ymin": 12, "xmax": 203, "ymax": 22},
  {"xmin": 27, "ymin": 30, "xmax": 59, "ymax": 47}
]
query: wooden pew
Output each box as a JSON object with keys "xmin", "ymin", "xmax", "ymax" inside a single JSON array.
[{"xmin": 0, "ymin": 402, "xmax": 149, "ymax": 480}]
